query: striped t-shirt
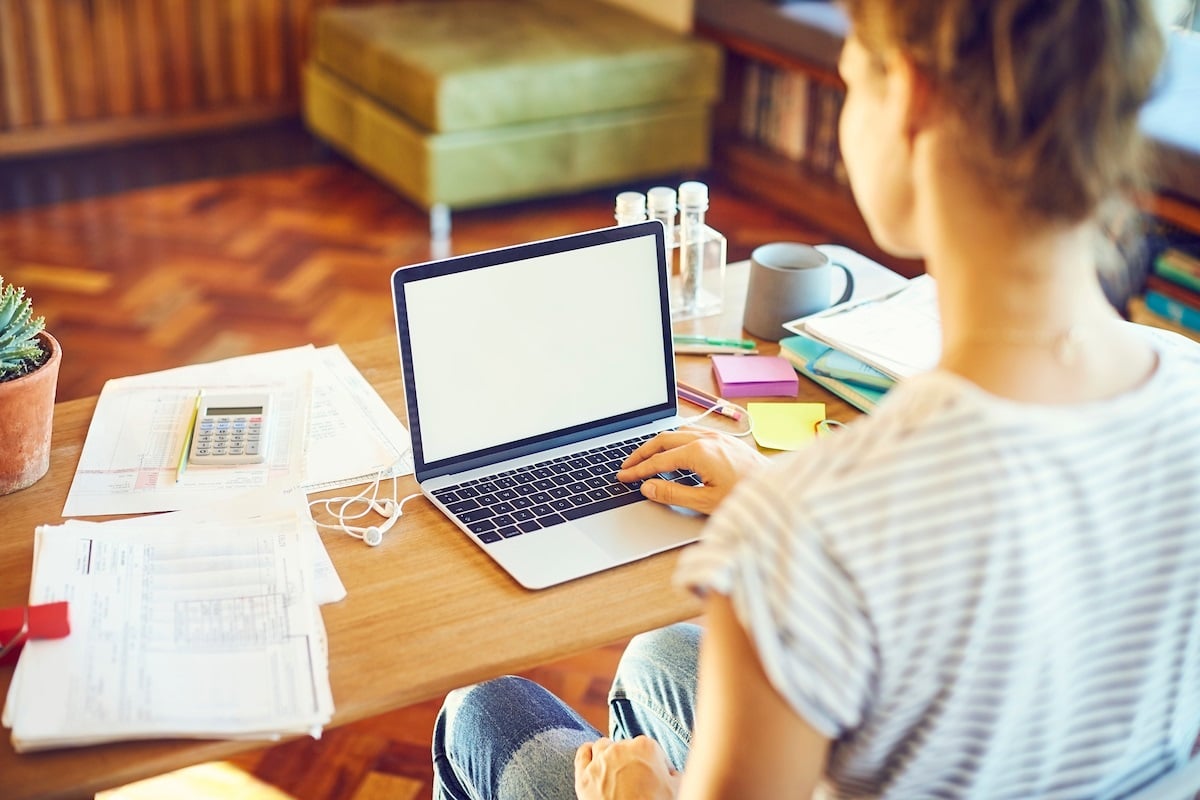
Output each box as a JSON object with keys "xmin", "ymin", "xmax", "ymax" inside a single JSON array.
[{"xmin": 677, "ymin": 326, "xmax": 1200, "ymax": 799}]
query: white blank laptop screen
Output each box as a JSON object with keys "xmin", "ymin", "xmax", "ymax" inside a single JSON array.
[{"xmin": 403, "ymin": 232, "xmax": 669, "ymax": 465}]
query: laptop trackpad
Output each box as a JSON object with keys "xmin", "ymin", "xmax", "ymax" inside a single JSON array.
[{"xmin": 574, "ymin": 500, "xmax": 704, "ymax": 561}]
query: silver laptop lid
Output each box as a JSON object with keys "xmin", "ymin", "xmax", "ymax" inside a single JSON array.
[{"xmin": 391, "ymin": 221, "xmax": 676, "ymax": 483}]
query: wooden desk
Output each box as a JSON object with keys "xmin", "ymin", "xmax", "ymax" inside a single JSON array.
[{"xmin": 0, "ymin": 262, "xmax": 861, "ymax": 799}]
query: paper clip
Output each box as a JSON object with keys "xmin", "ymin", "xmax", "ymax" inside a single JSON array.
[{"xmin": 0, "ymin": 602, "xmax": 70, "ymax": 666}]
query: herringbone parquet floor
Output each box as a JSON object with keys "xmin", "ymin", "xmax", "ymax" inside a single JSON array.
[{"xmin": 1, "ymin": 125, "xmax": 830, "ymax": 799}]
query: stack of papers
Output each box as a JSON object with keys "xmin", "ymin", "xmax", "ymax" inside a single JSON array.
[
  {"xmin": 774, "ymin": 246, "xmax": 937, "ymax": 409},
  {"xmin": 2, "ymin": 497, "xmax": 334, "ymax": 752},
  {"xmin": 63, "ymin": 344, "xmax": 413, "ymax": 518},
  {"xmin": 791, "ymin": 274, "xmax": 941, "ymax": 381},
  {"xmin": 3, "ymin": 343, "xmax": 418, "ymax": 752}
]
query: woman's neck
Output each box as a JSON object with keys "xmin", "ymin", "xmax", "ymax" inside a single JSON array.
[{"xmin": 916, "ymin": 145, "xmax": 1156, "ymax": 404}]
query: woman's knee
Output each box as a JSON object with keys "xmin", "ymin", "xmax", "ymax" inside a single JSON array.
[
  {"xmin": 609, "ymin": 623, "xmax": 701, "ymax": 770},
  {"xmin": 434, "ymin": 676, "xmax": 598, "ymax": 800},
  {"xmin": 614, "ymin": 623, "xmax": 701, "ymax": 695}
]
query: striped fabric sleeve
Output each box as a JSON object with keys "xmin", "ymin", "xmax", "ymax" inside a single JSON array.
[{"xmin": 676, "ymin": 476, "xmax": 877, "ymax": 740}]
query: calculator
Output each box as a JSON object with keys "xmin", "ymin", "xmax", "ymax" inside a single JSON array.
[{"xmin": 188, "ymin": 393, "xmax": 272, "ymax": 466}]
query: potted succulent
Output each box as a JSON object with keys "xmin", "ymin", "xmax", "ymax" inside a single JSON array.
[{"xmin": 0, "ymin": 276, "xmax": 61, "ymax": 495}]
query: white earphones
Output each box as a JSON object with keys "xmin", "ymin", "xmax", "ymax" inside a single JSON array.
[{"xmin": 308, "ymin": 470, "xmax": 421, "ymax": 547}]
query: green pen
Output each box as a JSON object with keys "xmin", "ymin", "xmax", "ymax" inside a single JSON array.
[{"xmin": 672, "ymin": 335, "xmax": 756, "ymax": 349}]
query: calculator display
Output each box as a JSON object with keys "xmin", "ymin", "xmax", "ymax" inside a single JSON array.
[{"xmin": 205, "ymin": 406, "xmax": 263, "ymax": 416}]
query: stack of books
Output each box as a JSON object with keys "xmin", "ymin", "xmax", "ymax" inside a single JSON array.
[
  {"xmin": 1135, "ymin": 228, "xmax": 1200, "ymax": 341},
  {"xmin": 778, "ymin": 333, "xmax": 894, "ymax": 413},
  {"xmin": 774, "ymin": 246, "xmax": 923, "ymax": 413}
]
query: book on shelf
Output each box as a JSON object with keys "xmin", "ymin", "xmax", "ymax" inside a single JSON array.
[
  {"xmin": 809, "ymin": 81, "xmax": 841, "ymax": 176},
  {"xmin": 1128, "ymin": 295, "xmax": 1200, "ymax": 343},
  {"xmin": 1145, "ymin": 273, "xmax": 1200, "ymax": 306},
  {"xmin": 1144, "ymin": 288, "xmax": 1200, "ymax": 333},
  {"xmin": 1154, "ymin": 248, "xmax": 1200, "ymax": 294},
  {"xmin": 735, "ymin": 56, "xmax": 844, "ymax": 179}
]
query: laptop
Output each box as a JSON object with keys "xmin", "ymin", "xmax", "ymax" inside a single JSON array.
[{"xmin": 390, "ymin": 220, "xmax": 705, "ymax": 589}]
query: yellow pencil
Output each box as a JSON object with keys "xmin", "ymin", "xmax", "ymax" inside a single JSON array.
[{"xmin": 175, "ymin": 390, "xmax": 203, "ymax": 483}]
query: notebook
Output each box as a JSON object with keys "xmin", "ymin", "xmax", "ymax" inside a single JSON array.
[{"xmin": 390, "ymin": 221, "xmax": 704, "ymax": 590}]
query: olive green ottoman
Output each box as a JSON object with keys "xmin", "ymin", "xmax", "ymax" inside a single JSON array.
[{"xmin": 302, "ymin": 0, "xmax": 722, "ymax": 213}]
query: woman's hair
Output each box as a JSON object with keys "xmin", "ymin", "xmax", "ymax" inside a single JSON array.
[{"xmin": 841, "ymin": 0, "xmax": 1165, "ymax": 225}]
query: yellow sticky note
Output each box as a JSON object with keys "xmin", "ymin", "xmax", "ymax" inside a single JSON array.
[{"xmin": 748, "ymin": 402, "xmax": 826, "ymax": 451}]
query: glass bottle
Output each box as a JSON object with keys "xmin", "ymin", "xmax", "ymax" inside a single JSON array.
[
  {"xmin": 614, "ymin": 191, "xmax": 647, "ymax": 225},
  {"xmin": 677, "ymin": 181, "xmax": 708, "ymax": 316},
  {"xmin": 646, "ymin": 186, "xmax": 677, "ymax": 250}
]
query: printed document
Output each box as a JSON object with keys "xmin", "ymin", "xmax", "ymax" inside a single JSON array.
[
  {"xmin": 62, "ymin": 347, "xmax": 315, "ymax": 517},
  {"xmin": 62, "ymin": 344, "xmax": 413, "ymax": 517},
  {"xmin": 302, "ymin": 345, "xmax": 413, "ymax": 492},
  {"xmin": 2, "ymin": 508, "xmax": 333, "ymax": 752}
]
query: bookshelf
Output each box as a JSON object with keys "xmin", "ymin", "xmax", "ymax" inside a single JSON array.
[
  {"xmin": 698, "ymin": 16, "xmax": 1200, "ymax": 320},
  {"xmin": 1134, "ymin": 214, "xmax": 1200, "ymax": 342},
  {"xmin": 697, "ymin": 22, "xmax": 924, "ymax": 278}
]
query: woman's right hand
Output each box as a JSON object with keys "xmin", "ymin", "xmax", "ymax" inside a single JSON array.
[{"xmin": 616, "ymin": 428, "xmax": 769, "ymax": 516}]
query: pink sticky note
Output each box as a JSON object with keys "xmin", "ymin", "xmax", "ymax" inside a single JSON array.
[{"xmin": 711, "ymin": 355, "xmax": 799, "ymax": 398}]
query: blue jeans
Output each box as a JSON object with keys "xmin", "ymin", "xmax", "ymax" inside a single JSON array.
[{"xmin": 432, "ymin": 623, "xmax": 701, "ymax": 800}]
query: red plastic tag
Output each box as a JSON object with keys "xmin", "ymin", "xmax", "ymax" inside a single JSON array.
[{"xmin": 0, "ymin": 602, "xmax": 70, "ymax": 666}]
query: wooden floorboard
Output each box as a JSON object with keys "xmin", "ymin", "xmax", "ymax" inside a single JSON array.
[{"xmin": 0, "ymin": 130, "xmax": 833, "ymax": 799}]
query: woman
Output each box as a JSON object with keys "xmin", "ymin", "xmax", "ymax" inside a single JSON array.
[{"xmin": 434, "ymin": 1, "xmax": 1200, "ymax": 797}]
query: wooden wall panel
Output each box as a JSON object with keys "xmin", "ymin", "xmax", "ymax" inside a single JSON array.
[
  {"xmin": 161, "ymin": 0, "xmax": 197, "ymax": 111},
  {"xmin": 95, "ymin": 0, "xmax": 132, "ymax": 117},
  {"xmin": 27, "ymin": 0, "xmax": 66, "ymax": 124},
  {"xmin": 132, "ymin": 0, "xmax": 167, "ymax": 113},
  {"xmin": 258, "ymin": 0, "xmax": 286, "ymax": 101},
  {"xmin": 0, "ymin": 0, "xmax": 342, "ymax": 157},
  {"xmin": 59, "ymin": 0, "xmax": 101, "ymax": 120},
  {"xmin": 0, "ymin": 0, "xmax": 34, "ymax": 129},
  {"xmin": 195, "ymin": 0, "xmax": 227, "ymax": 106}
]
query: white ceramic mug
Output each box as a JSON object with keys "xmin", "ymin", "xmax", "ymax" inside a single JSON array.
[{"xmin": 742, "ymin": 243, "xmax": 854, "ymax": 341}]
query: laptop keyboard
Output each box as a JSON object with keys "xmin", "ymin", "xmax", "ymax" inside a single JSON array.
[{"xmin": 430, "ymin": 432, "xmax": 701, "ymax": 545}]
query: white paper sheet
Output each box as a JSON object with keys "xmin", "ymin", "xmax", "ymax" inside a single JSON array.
[
  {"xmin": 301, "ymin": 345, "xmax": 413, "ymax": 492},
  {"xmin": 3, "ymin": 511, "xmax": 333, "ymax": 752},
  {"xmin": 62, "ymin": 347, "xmax": 316, "ymax": 517},
  {"xmin": 63, "ymin": 345, "xmax": 414, "ymax": 518},
  {"xmin": 113, "ymin": 489, "xmax": 347, "ymax": 605},
  {"xmin": 798, "ymin": 274, "xmax": 941, "ymax": 380}
]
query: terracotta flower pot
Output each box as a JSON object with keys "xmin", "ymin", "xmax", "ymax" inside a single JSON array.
[{"xmin": 0, "ymin": 331, "xmax": 61, "ymax": 495}]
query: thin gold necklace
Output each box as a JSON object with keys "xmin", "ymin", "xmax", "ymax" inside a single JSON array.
[{"xmin": 961, "ymin": 324, "xmax": 1082, "ymax": 366}]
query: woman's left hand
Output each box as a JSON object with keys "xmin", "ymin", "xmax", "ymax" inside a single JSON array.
[{"xmin": 575, "ymin": 736, "xmax": 681, "ymax": 800}]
